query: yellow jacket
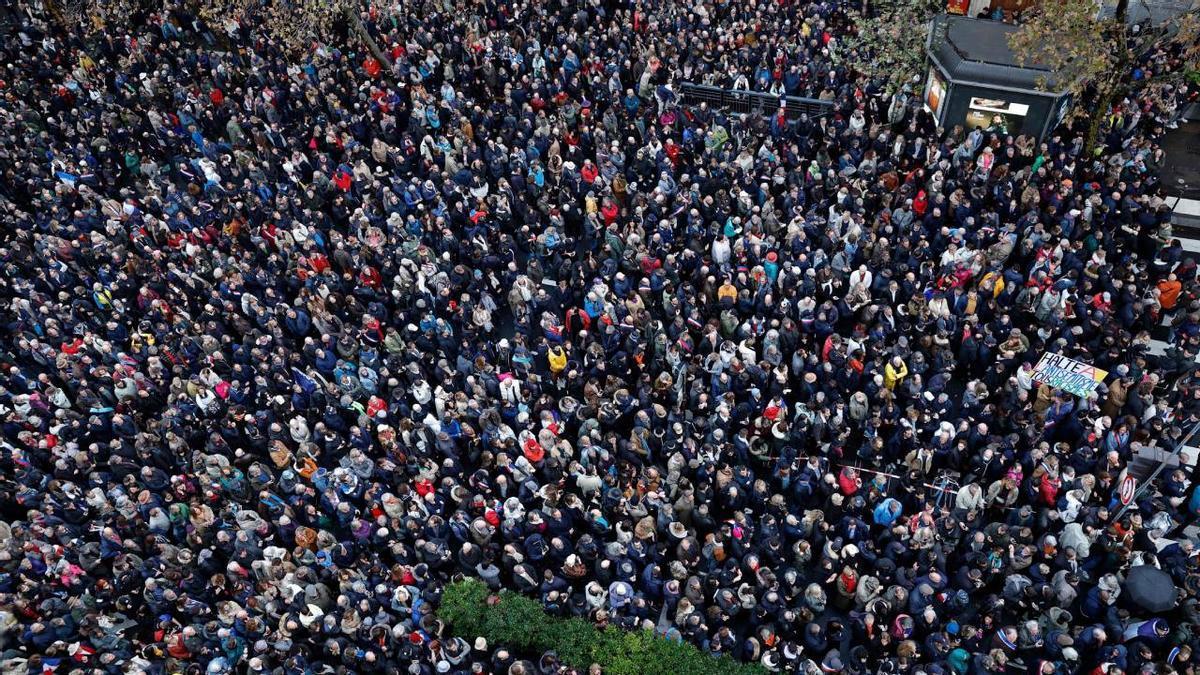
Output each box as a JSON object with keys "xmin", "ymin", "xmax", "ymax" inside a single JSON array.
[
  {"xmin": 884, "ymin": 361, "xmax": 908, "ymax": 390},
  {"xmin": 548, "ymin": 347, "xmax": 567, "ymax": 374}
]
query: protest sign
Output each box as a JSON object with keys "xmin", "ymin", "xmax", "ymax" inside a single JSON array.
[{"xmin": 1031, "ymin": 352, "xmax": 1108, "ymax": 397}]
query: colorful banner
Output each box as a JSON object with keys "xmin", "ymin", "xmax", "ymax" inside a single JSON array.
[{"xmin": 1031, "ymin": 352, "xmax": 1108, "ymax": 398}]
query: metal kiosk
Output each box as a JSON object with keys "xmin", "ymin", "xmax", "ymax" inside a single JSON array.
[{"xmin": 924, "ymin": 15, "xmax": 1072, "ymax": 141}]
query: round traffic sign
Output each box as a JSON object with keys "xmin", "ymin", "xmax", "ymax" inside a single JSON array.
[{"xmin": 1119, "ymin": 475, "xmax": 1137, "ymax": 506}]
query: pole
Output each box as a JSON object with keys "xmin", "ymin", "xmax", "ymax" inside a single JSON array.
[
  {"xmin": 348, "ymin": 9, "xmax": 392, "ymax": 70},
  {"xmin": 1111, "ymin": 417, "xmax": 1200, "ymax": 522}
]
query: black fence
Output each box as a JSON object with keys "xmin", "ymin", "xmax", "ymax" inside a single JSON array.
[{"xmin": 679, "ymin": 83, "xmax": 834, "ymax": 119}]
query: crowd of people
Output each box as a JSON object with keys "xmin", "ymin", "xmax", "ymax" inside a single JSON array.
[{"xmin": 2, "ymin": 0, "xmax": 1200, "ymax": 673}]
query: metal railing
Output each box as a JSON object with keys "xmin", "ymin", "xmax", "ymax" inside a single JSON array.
[{"xmin": 679, "ymin": 83, "xmax": 834, "ymax": 119}]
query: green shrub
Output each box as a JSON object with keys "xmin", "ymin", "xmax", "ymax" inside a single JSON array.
[{"xmin": 438, "ymin": 579, "xmax": 767, "ymax": 675}]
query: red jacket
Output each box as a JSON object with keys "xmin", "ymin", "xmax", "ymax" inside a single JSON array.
[
  {"xmin": 601, "ymin": 201, "xmax": 618, "ymax": 225},
  {"xmin": 838, "ymin": 468, "xmax": 860, "ymax": 496}
]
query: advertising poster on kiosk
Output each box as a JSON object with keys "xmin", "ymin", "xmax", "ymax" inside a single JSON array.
[{"xmin": 924, "ymin": 69, "xmax": 947, "ymax": 120}]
